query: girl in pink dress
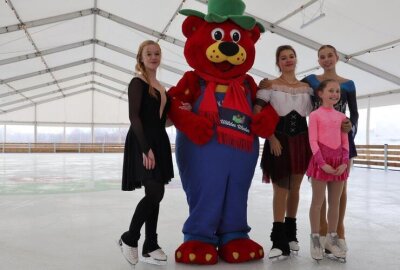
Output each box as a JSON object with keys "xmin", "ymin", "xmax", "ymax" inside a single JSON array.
[{"xmin": 307, "ymin": 79, "xmax": 348, "ymax": 261}]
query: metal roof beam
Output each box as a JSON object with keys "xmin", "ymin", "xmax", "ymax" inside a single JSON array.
[
  {"xmin": 350, "ymin": 38, "xmax": 400, "ymax": 58},
  {"xmin": 95, "ymin": 88, "xmax": 128, "ymax": 102},
  {"xmin": 273, "ymin": 0, "xmax": 319, "ymax": 25},
  {"xmin": 195, "ymin": 0, "xmax": 400, "ymax": 86},
  {"xmin": 0, "ymin": 38, "xmax": 186, "ymax": 79},
  {"xmin": 254, "ymin": 17, "xmax": 400, "ymax": 85},
  {"xmin": 0, "ymin": 82, "xmax": 92, "ymax": 107},
  {"xmin": 0, "ymin": 73, "xmax": 93, "ymax": 99},
  {"xmin": 93, "ymin": 59, "xmax": 174, "ymax": 87},
  {"xmin": 0, "ymin": 8, "xmax": 95, "ymax": 34},
  {"xmin": 357, "ymin": 88, "xmax": 400, "ymax": 100},
  {"xmin": 93, "ymin": 58, "xmax": 132, "ymax": 75},
  {"xmin": 2, "ymin": 83, "xmax": 35, "ymax": 105},
  {"xmin": 6, "ymin": 5, "xmax": 387, "ymax": 83},
  {"xmin": 92, "ymin": 71, "xmax": 128, "ymax": 86},
  {"xmin": 0, "ymin": 39, "xmax": 94, "ymax": 66},
  {"xmin": 94, "ymin": 40, "xmax": 185, "ymax": 75},
  {"xmin": 0, "ymin": 58, "xmax": 94, "ymax": 84},
  {"xmin": 96, "ymin": 9, "xmax": 185, "ymax": 47},
  {"xmin": 0, "ymin": 58, "xmax": 171, "ymax": 91},
  {"xmin": 92, "ymin": 81, "xmax": 125, "ymax": 95},
  {"xmin": 0, "ymin": 71, "xmax": 128, "ymax": 100},
  {"xmin": 6, "ymin": 0, "xmax": 67, "ymax": 97},
  {"xmin": 0, "ymin": 38, "xmax": 186, "ymax": 78},
  {"xmin": 1, "ymin": 7, "xmax": 269, "ymax": 79},
  {"xmin": 0, "ymin": 88, "xmax": 93, "ymax": 114}
]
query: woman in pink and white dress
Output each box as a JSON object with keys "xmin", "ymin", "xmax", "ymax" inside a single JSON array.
[{"xmin": 255, "ymin": 45, "xmax": 313, "ymax": 259}]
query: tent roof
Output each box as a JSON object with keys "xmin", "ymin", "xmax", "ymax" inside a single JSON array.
[{"xmin": 1, "ymin": 0, "xmax": 400, "ymax": 121}]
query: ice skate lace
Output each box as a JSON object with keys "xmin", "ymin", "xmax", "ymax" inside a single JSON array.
[
  {"xmin": 312, "ymin": 236, "xmax": 321, "ymax": 249},
  {"xmin": 330, "ymin": 234, "xmax": 339, "ymax": 247}
]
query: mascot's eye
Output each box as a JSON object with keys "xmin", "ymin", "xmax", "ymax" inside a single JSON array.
[
  {"xmin": 211, "ymin": 28, "xmax": 224, "ymax": 41},
  {"xmin": 230, "ymin": 29, "xmax": 241, "ymax": 42}
]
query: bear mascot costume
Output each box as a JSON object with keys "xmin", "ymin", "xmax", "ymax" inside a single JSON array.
[{"xmin": 167, "ymin": 0, "xmax": 278, "ymax": 264}]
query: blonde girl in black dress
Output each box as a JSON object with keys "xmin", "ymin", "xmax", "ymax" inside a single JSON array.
[{"xmin": 118, "ymin": 40, "xmax": 173, "ymax": 266}]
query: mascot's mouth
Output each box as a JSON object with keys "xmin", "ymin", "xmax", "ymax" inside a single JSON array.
[{"xmin": 214, "ymin": 61, "xmax": 234, "ymax": 72}]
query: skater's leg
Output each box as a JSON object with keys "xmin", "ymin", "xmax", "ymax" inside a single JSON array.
[
  {"xmin": 325, "ymin": 181, "xmax": 346, "ymax": 259},
  {"xmin": 326, "ymin": 181, "xmax": 344, "ymax": 233},
  {"xmin": 286, "ymin": 174, "xmax": 304, "ymax": 251},
  {"xmin": 144, "ymin": 203, "xmax": 159, "ymax": 246},
  {"xmin": 143, "ymin": 200, "xmax": 165, "ymax": 258},
  {"xmin": 309, "ymin": 179, "xmax": 326, "ymax": 260},
  {"xmin": 122, "ymin": 181, "xmax": 164, "ymax": 247},
  {"xmin": 337, "ymin": 180, "xmax": 347, "ymax": 239},
  {"xmin": 319, "ymin": 199, "xmax": 328, "ymax": 236},
  {"xmin": 269, "ymin": 184, "xmax": 290, "ymax": 258},
  {"xmin": 309, "ymin": 179, "xmax": 327, "ymax": 234},
  {"xmin": 286, "ymin": 174, "xmax": 304, "ymax": 218},
  {"xmin": 273, "ymin": 183, "xmax": 288, "ymax": 223}
]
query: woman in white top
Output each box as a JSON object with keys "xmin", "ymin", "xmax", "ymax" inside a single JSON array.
[{"xmin": 254, "ymin": 45, "xmax": 313, "ymax": 259}]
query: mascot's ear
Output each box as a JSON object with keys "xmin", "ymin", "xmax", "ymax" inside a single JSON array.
[
  {"xmin": 247, "ymin": 25, "xmax": 261, "ymax": 43},
  {"xmin": 182, "ymin": 16, "xmax": 204, "ymax": 38}
]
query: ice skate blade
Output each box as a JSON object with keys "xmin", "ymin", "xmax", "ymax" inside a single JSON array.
[
  {"xmin": 312, "ymin": 257, "xmax": 323, "ymax": 263},
  {"xmin": 140, "ymin": 257, "xmax": 167, "ymax": 266},
  {"xmin": 324, "ymin": 253, "xmax": 346, "ymax": 263},
  {"xmin": 116, "ymin": 239, "xmax": 138, "ymax": 268},
  {"xmin": 269, "ymin": 254, "xmax": 290, "ymax": 261}
]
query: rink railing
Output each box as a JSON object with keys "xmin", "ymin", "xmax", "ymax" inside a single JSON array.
[
  {"xmin": 1, "ymin": 143, "xmax": 399, "ymax": 170},
  {"xmin": 353, "ymin": 144, "xmax": 400, "ymax": 170},
  {"xmin": 0, "ymin": 143, "xmax": 125, "ymax": 153},
  {"xmin": 0, "ymin": 143, "xmax": 177, "ymax": 153}
]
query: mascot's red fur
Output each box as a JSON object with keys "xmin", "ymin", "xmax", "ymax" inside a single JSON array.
[{"xmin": 168, "ymin": 0, "xmax": 278, "ymax": 264}]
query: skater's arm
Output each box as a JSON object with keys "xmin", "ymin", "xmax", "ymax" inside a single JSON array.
[
  {"xmin": 308, "ymin": 111, "xmax": 326, "ymax": 167},
  {"xmin": 128, "ymin": 78, "xmax": 150, "ymax": 154}
]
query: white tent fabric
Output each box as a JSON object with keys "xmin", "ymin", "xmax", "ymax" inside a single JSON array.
[{"xmin": 1, "ymin": 0, "xmax": 400, "ymax": 125}]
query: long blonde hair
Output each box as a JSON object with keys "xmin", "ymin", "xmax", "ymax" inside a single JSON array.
[{"xmin": 135, "ymin": 40, "xmax": 161, "ymax": 98}]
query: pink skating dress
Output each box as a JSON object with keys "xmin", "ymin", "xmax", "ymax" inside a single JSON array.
[{"xmin": 306, "ymin": 106, "xmax": 349, "ymax": 181}]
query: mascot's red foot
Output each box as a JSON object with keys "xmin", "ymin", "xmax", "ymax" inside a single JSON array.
[
  {"xmin": 218, "ymin": 238, "xmax": 264, "ymax": 263},
  {"xmin": 175, "ymin": 240, "xmax": 218, "ymax": 265}
]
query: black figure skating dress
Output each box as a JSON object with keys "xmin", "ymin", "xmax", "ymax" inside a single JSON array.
[{"xmin": 122, "ymin": 77, "xmax": 173, "ymax": 190}]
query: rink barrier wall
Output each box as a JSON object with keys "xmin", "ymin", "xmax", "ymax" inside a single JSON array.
[{"xmin": 1, "ymin": 143, "xmax": 399, "ymax": 170}]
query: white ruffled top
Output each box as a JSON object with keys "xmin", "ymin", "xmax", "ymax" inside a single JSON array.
[{"xmin": 256, "ymin": 84, "xmax": 313, "ymax": 117}]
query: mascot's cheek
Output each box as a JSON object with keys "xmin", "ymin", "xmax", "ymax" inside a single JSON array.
[
  {"xmin": 226, "ymin": 46, "xmax": 246, "ymax": 65},
  {"xmin": 206, "ymin": 43, "xmax": 227, "ymax": 63},
  {"xmin": 206, "ymin": 42, "xmax": 247, "ymax": 65}
]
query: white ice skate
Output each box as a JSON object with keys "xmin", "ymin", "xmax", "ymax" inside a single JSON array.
[
  {"xmin": 141, "ymin": 248, "xmax": 167, "ymax": 265},
  {"xmin": 310, "ymin": 234, "xmax": 323, "ymax": 262},
  {"xmin": 289, "ymin": 241, "xmax": 300, "ymax": 254},
  {"xmin": 338, "ymin": 238, "xmax": 348, "ymax": 253},
  {"xmin": 324, "ymin": 233, "xmax": 346, "ymax": 263},
  {"xmin": 117, "ymin": 238, "xmax": 139, "ymax": 267},
  {"xmin": 319, "ymin": 236, "xmax": 326, "ymax": 248},
  {"xmin": 268, "ymin": 248, "xmax": 290, "ymax": 261}
]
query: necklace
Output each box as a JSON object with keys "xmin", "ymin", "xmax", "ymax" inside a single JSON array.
[{"xmin": 278, "ymin": 76, "xmax": 299, "ymax": 85}]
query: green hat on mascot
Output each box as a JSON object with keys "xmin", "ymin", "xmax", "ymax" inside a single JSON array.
[{"xmin": 179, "ymin": 0, "xmax": 265, "ymax": 32}]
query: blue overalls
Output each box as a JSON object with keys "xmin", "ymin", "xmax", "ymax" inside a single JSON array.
[{"xmin": 175, "ymin": 80, "xmax": 259, "ymax": 246}]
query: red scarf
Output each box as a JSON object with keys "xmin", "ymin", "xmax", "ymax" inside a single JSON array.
[{"xmin": 195, "ymin": 70, "xmax": 253, "ymax": 151}]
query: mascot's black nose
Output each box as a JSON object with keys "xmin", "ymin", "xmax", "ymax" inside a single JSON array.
[{"xmin": 219, "ymin": 42, "xmax": 239, "ymax": 56}]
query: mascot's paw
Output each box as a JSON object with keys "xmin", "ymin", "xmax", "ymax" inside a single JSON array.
[
  {"xmin": 251, "ymin": 105, "xmax": 279, "ymax": 138},
  {"xmin": 218, "ymin": 238, "xmax": 264, "ymax": 263},
  {"xmin": 186, "ymin": 116, "xmax": 214, "ymax": 145},
  {"xmin": 175, "ymin": 241, "xmax": 218, "ymax": 265}
]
